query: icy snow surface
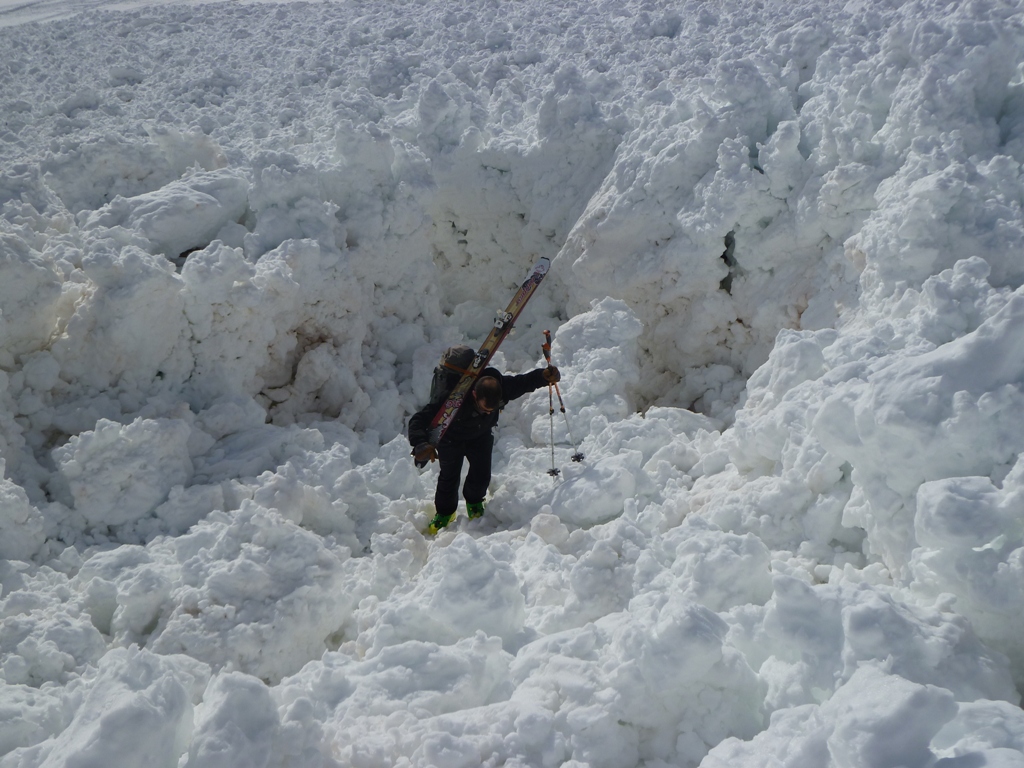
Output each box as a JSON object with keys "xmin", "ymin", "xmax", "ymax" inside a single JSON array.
[{"xmin": 2, "ymin": 0, "xmax": 1024, "ymax": 765}]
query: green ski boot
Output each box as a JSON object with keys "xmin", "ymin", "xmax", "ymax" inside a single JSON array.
[
  {"xmin": 467, "ymin": 501, "xmax": 485, "ymax": 520},
  {"xmin": 426, "ymin": 511, "xmax": 454, "ymax": 535}
]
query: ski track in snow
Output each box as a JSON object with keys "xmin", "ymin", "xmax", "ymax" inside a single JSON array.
[{"xmin": 2, "ymin": 0, "xmax": 1024, "ymax": 766}]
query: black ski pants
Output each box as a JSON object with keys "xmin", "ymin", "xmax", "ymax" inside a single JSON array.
[{"xmin": 435, "ymin": 432, "xmax": 493, "ymax": 516}]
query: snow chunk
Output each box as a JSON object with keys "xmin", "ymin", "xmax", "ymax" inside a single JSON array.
[
  {"xmin": 0, "ymin": 232, "xmax": 62, "ymax": 358},
  {"xmin": 727, "ymin": 575, "xmax": 1018, "ymax": 712},
  {"xmin": 815, "ymin": 283, "xmax": 1024, "ymax": 573},
  {"xmin": 80, "ymin": 169, "xmax": 249, "ymax": 258},
  {"xmin": 932, "ymin": 699, "xmax": 1024, "ymax": 758},
  {"xmin": 549, "ymin": 452, "xmax": 639, "ymax": 526},
  {"xmin": 272, "ymin": 634, "xmax": 512, "ymax": 766},
  {"xmin": 144, "ymin": 504, "xmax": 354, "ymax": 683},
  {"xmin": 911, "ymin": 460, "xmax": 1024, "ymax": 682},
  {"xmin": 633, "ymin": 516, "xmax": 773, "ymax": 613},
  {"xmin": 704, "ymin": 666, "xmax": 959, "ymax": 768},
  {"xmin": 52, "ymin": 244, "xmax": 189, "ymax": 394},
  {"xmin": 0, "ymin": 590, "xmax": 106, "ymax": 688},
  {"xmin": 184, "ymin": 671, "xmax": 332, "ymax": 768},
  {"xmin": 534, "ymin": 297, "xmax": 643, "ymax": 434},
  {"xmin": 360, "ymin": 534, "xmax": 526, "ymax": 653},
  {"xmin": 79, "ymin": 167, "xmax": 247, "ymax": 259},
  {"xmin": 52, "ymin": 417, "xmax": 194, "ymax": 526},
  {"xmin": 0, "ymin": 683, "xmax": 64, "ymax": 756},
  {"xmin": 1, "ymin": 647, "xmax": 204, "ymax": 768},
  {"xmin": 0, "ymin": 459, "xmax": 45, "ymax": 560},
  {"xmin": 511, "ymin": 595, "xmax": 763, "ymax": 767}
]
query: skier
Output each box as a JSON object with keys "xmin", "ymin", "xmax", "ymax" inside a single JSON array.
[{"xmin": 409, "ymin": 364, "xmax": 560, "ymax": 533}]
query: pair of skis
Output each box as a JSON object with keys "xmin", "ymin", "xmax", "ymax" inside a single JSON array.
[{"xmin": 427, "ymin": 255, "xmax": 550, "ymax": 445}]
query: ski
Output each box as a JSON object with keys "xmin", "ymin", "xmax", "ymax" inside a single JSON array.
[{"xmin": 427, "ymin": 255, "xmax": 550, "ymax": 445}]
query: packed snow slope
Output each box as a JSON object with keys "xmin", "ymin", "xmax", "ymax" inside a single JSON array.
[{"xmin": 3, "ymin": 0, "xmax": 1024, "ymax": 766}]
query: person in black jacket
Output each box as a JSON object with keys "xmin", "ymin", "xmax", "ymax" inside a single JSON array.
[{"xmin": 409, "ymin": 364, "xmax": 560, "ymax": 533}]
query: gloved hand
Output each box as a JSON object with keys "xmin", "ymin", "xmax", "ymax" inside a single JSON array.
[
  {"xmin": 542, "ymin": 366, "xmax": 561, "ymax": 383},
  {"xmin": 412, "ymin": 442, "xmax": 437, "ymax": 468}
]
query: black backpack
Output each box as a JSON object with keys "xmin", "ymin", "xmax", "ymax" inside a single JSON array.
[{"xmin": 428, "ymin": 345, "xmax": 477, "ymax": 404}]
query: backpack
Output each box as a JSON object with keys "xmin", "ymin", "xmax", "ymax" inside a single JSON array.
[{"xmin": 428, "ymin": 345, "xmax": 477, "ymax": 403}]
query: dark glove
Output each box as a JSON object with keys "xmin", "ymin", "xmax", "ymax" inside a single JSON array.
[
  {"xmin": 542, "ymin": 366, "xmax": 560, "ymax": 383},
  {"xmin": 412, "ymin": 442, "xmax": 437, "ymax": 468}
]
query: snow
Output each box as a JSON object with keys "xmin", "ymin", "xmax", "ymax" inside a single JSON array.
[{"xmin": 1, "ymin": 0, "xmax": 1024, "ymax": 765}]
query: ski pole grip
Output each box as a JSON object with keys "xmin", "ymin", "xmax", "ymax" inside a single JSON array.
[{"xmin": 542, "ymin": 330, "xmax": 553, "ymax": 363}]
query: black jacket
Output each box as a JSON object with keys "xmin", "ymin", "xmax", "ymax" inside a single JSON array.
[{"xmin": 408, "ymin": 366, "xmax": 548, "ymax": 446}]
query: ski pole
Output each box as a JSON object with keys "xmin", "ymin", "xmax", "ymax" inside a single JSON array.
[
  {"xmin": 542, "ymin": 330, "xmax": 585, "ymax": 468},
  {"xmin": 547, "ymin": 378, "xmax": 559, "ymax": 478}
]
